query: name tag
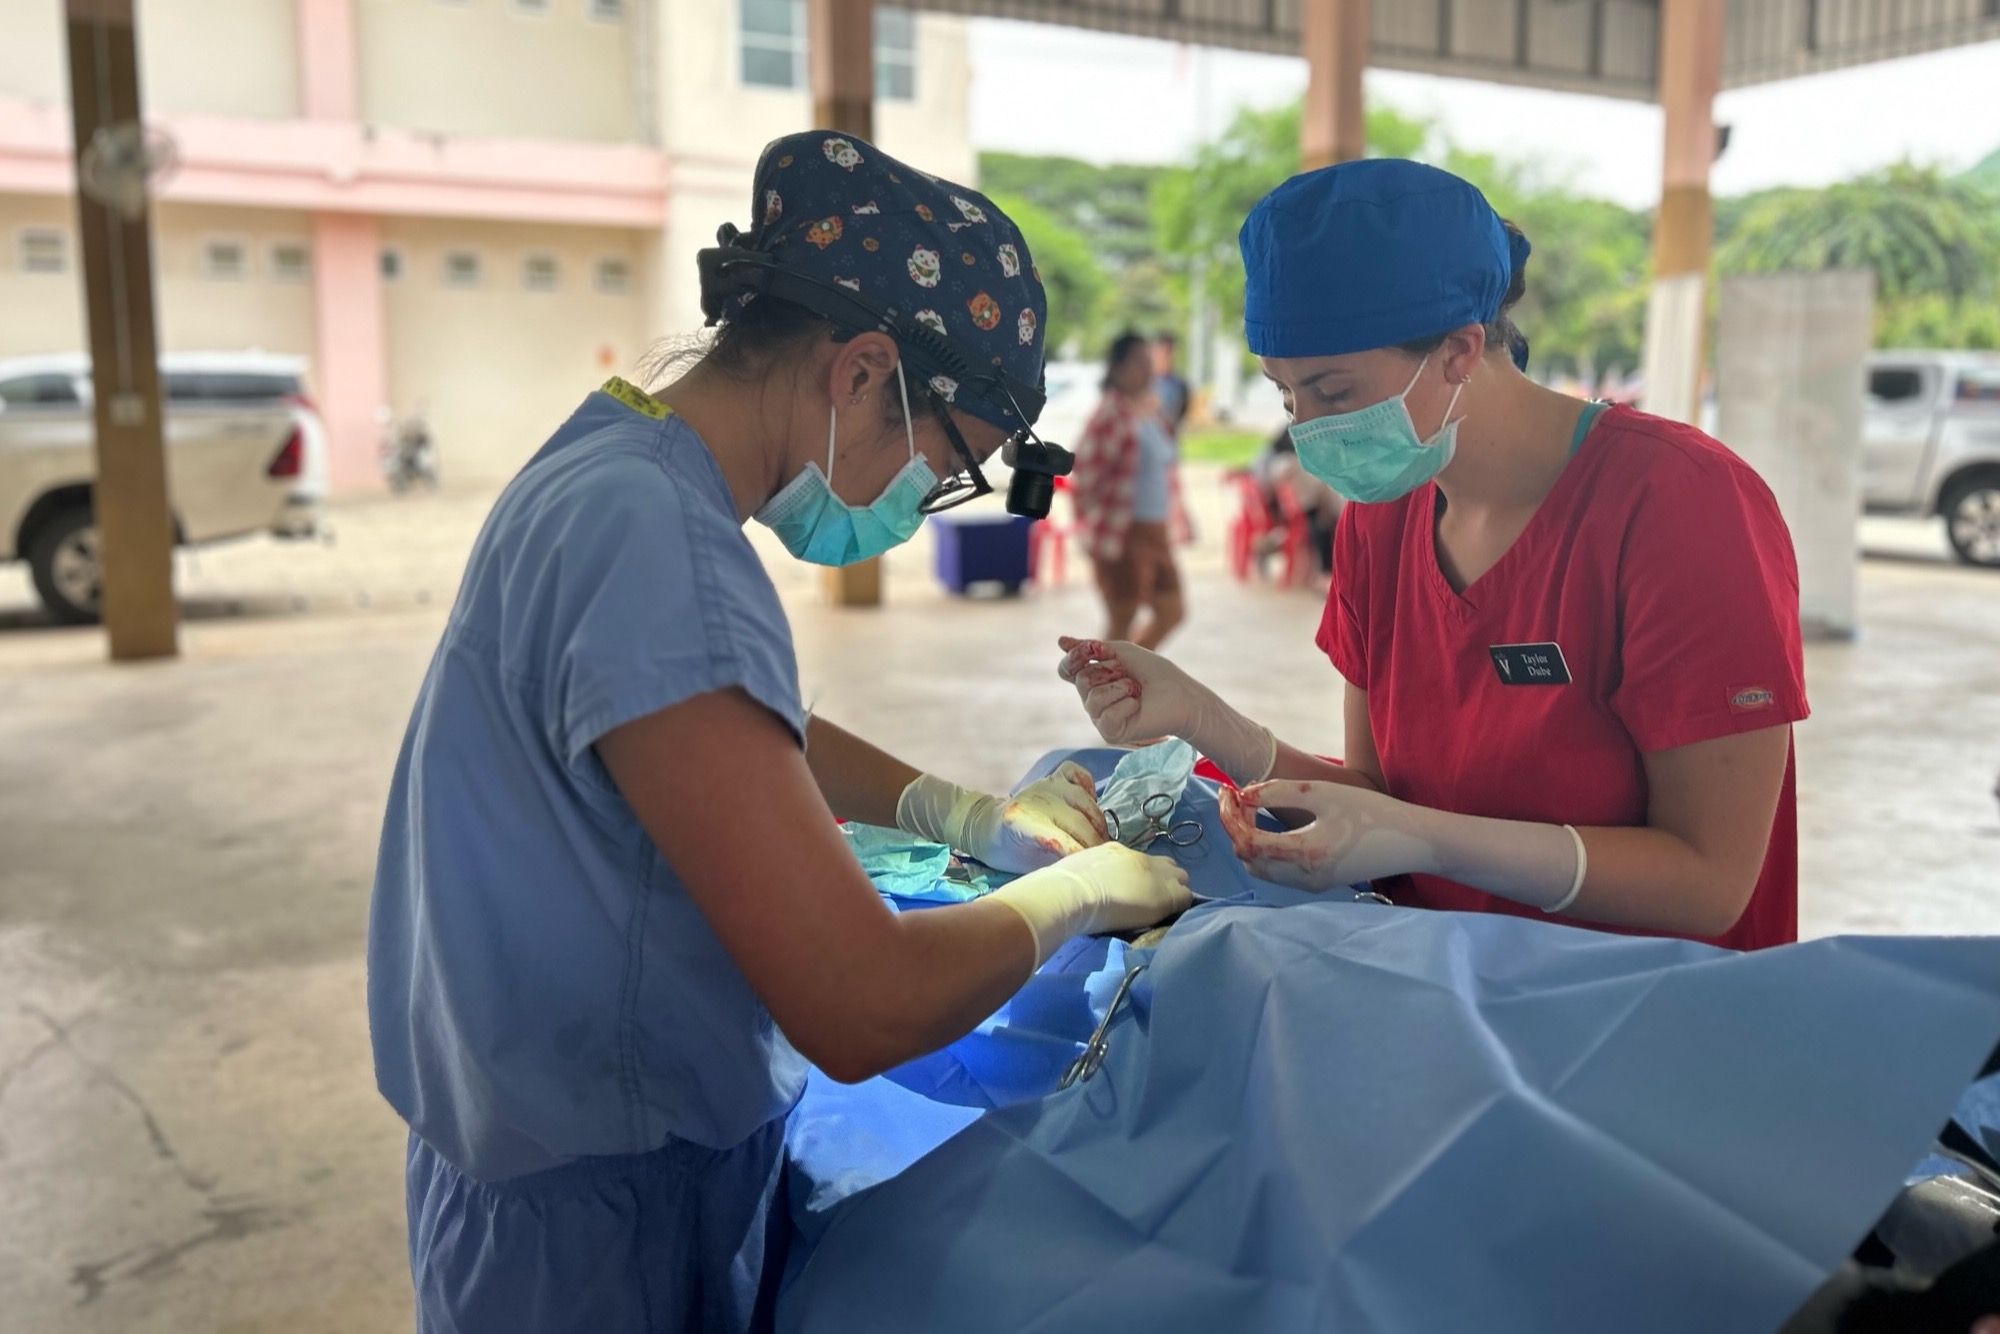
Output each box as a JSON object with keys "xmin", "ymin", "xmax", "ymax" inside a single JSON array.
[{"xmin": 1488, "ymin": 642, "xmax": 1571, "ymax": 686}]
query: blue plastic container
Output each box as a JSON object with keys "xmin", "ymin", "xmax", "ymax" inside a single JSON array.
[{"xmin": 932, "ymin": 512, "xmax": 1033, "ymax": 596}]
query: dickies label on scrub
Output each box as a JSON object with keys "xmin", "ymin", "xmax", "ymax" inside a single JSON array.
[
  {"xmin": 1488, "ymin": 642, "xmax": 1572, "ymax": 686},
  {"xmin": 1730, "ymin": 686, "xmax": 1777, "ymax": 713}
]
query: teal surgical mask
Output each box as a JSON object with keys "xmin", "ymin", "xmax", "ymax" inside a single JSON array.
[
  {"xmin": 1288, "ymin": 355, "xmax": 1465, "ymax": 504},
  {"xmin": 756, "ymin": 363, "xmax": 938, "ymax": 566}
]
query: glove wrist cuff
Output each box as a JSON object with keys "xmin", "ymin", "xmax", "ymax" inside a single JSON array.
[
  {"xmin": 1188, "ymin": 691, "xmax": 1277, "ymax": 787},
  {"xmin": 896, "ymin": 773, "xmax": 977, "ymax": 848}
]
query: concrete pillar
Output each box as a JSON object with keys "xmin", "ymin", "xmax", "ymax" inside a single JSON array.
[
  {"xmin": 1300, "ymin": 0, "xmax": 1370, "ymax": 172},
  {"xmin": 1640, "ymin": 0, "xmax": 1724, "ymax": 426},
  {"xmin": 297, "ymin": 0, "xmax": 386, "ymax": 491},
  {"xmin": 809, "ymin": 0, "xmax": 876, "ymax": 140},
  {"xmin": 311, "ymin": 212, "xmax": 388, "ymax": 492},
  {"xmin": 808, "ymin": 0, "xmax": 881, "ymax": 607},
  {"xmin": 64, "ymin": 0, "xmax": 177, "ymax": 659},
  {"xmin": 297, "ymin": 0, "xmax": 359, "ymax": 121}
]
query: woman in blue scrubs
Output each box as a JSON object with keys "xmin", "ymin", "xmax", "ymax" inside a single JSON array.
[{"xmin": 367, "ymin": 132, "xmax": 1190, "ymax": 1333}]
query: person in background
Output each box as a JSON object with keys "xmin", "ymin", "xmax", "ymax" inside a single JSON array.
[
  {"xmin": 1152, "ymin": 331, "xmax": 1197, "ymax": 545},
  {"xmin": 1152, "ymin": 332, "xmax": 1192, "ymax": 439},
  {"xmin": 1250, "ymin": 426, "xmax": 1341, "ymax": 576},
  {"xmin": 1072, "ymin": 332, "xmax": 1185, "ymax": 650}
]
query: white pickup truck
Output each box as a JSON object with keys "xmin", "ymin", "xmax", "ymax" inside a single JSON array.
[
  {"xmin": 1865, "ymin": 351, "xmax": 2000, "ymax": 567},
  {"xmin": 0, "ymin": 351, "xmax": 326, "ymax": 622}
]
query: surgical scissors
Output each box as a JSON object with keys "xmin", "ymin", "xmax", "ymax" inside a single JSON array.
[{"xmin": 1104, "ymin": 793, "xmax": 1203, "ymax": 850}]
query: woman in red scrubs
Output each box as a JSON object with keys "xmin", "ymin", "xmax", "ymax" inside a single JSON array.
[{"xmin": 1058, "ymin": 159, "xmax": 1807, "ymax": 949}]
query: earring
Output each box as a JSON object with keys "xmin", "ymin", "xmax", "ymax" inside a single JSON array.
[{"xmin": 850, "ymin": 394, "xmax": 865, "ymax": 405}]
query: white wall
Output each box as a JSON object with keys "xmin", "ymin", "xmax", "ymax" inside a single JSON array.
[
  {"xmin": 357, "ymin": 0, "xmax": 639, "ymax": 142},
  {"xmin": 0, "ymin": 196, "xmax": 85, "ymax": 359},
  {"xmin": 655, "ymin": 3, "xmax": 973, "ymax": 178},
  {"xmin": 152, "ymin": 203, "xmax": 319, "ymax": 356},
  {"xmin": 381, "ymin": 215, "xmax": 649, "ymax": 485},
  {"xmin": 139, "ymin": 0, "xmax": 301, "ymax": 120},
  {"xmin": 0, "ymin": 0, "xmax": 66, "ymax": 105},
  {"xmin": 0, "ymin": 200, "xmax": 319, "ymax": 363},
  {"xmin": 647, "ymin": 5, "xmax": 978, "ymax": 342},
  {"xmin": 0, "ymin": 0, "xmax": 299, "ymax": 117}
]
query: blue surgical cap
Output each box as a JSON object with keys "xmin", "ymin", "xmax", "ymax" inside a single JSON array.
[{"xmin": 1239, "ymin": 159, "xmax": 1530, "ymax": 361}]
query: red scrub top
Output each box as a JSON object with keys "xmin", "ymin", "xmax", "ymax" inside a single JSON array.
[{"xmin": 1318, "ymin": 405, "xmax": 1808, "ymax": 951}]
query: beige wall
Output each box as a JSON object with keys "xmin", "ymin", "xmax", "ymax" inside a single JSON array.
[
  {"xmin": 647, "ymin": 6, "xmax": 978, "ymax": 342},
  {"xmin": 0, "ymin": 199, "xmax": 316, "ymax": 363},
  {"xmin": 139, "ymin": 0, "xmax": 301, "ymax": 120},
  {"xmin": 357, "ymin": 0, "xmax": 639, "ymax": 142},
  {"xmin": 152, "ymin": 202, "xmax": 318, "ymax": 357},
  {"xmin": 0, "ymin": 0, "xmax": 69, "ymax": 105},
  {"xmin": 0, "ymin": 0, "xmax": 299, "ymax": 117},
  {"xmin": 0, "ymin": 196, "xmax": 85, "ymax": 359},
  {"xmin": 656, "ymin": 3, "xmax": 974, "ymax": 180},
  {"xmin": 381, "ymin": 215, "xmax": 648, "ymax": 485}
]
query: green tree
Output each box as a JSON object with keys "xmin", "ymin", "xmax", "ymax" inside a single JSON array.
[
  {"xmin": 984, "ymin": 189, "xmax": 1107, "ymax": 358},
  {"xmin": 1717, "ymin": 163, "xmax": 2000, "ymax": 349},
  {"xmin": 1963, "ymin": 145, "xmax": 2000, "ymax": 196},
  {"xmin": 1442, "ymin": 149, "xmax": 1652, "ymax": 377},
  {"xmin": 980, "ymin": 153, "xmax": 1164, "ymax": 271}
]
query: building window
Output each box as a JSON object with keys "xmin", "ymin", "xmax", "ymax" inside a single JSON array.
[
  {"xmin": 18, "ymin": 228, "xmax": 66, "ymax": 274},
  {"xmin": 876, "ymin": 6, "xmax": 916, "ymax": 101},
  {"xmin": 511, "ymin": 0, "xmax": 548, "ymax": 13},
  {"xmin": 202, "ymin": 239, "xmax": 248, "ymax": 280},
  {"xmin": 443, "ymin": 250, "xmax": 483, "ymax": 289},
  {"xmin": 594, "ymin": 257, "xmax": 631, "ymax": 294},
  {"xmin": 380, "ymin": 247, "xmax": 405, "ymax": 283},
  {"xmin": 270, "ymin": 241, "xmax": 312, "ymax": 283},
  {"xmin": 591, "ymin": 0, "xmax": 624, "ymax": 19},
  {"xmin": 523, "ymin": 253, "xmax": 560, "ymax": 292},
  {"xmin": 741, "ymin": 0, "xmax": 805, "ymax": 89}
]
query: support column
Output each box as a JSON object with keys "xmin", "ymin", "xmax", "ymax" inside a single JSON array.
[
  {"xmin": 297, "ymin": 0, "xmax": 360, "ymax": 121},
  {"xmin": 1641, "ymin": 0, "xmax": 1724, "ymax": 426},
  {"xmin": 808, "ymin": 0, "xmax": 881, "ymax": 607},
  {"xmin": 1300, "ymin": 0, "xmax": 1370, "ymax": 172},
  {"xmin": 312, "ymin": 211, "xmax": 387, "ymax": 492},
  {"xmin": 298, "ymin": 0, "xmax": 385, "ymax": 491},
  {"xmin": 65, "ymin": 0, "xmax": 176, "ymax": 659}
]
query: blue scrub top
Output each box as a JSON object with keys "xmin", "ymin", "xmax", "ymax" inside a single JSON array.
[{"xmin": 368, "ymin": 382, "xmax": 809, "ymax": 1184}]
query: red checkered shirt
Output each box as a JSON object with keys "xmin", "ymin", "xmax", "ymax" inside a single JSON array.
[{"xmin": 1071, "ymin": 392, "xmax": 1147, "ymax": 562}]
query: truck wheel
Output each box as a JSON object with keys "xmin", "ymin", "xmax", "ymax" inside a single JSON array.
[
  {"xmin": 26, "ymin": 506, "xmax": 103, "ymax": 624},
  {"xmin": 1942, "ymin": 474, "xmax": 2000, "ymax": 568}
]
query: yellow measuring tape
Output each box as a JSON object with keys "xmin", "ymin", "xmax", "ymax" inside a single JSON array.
[{"xmin": 600, "ymin": 376, "xmax": 672, "ymax": 420}]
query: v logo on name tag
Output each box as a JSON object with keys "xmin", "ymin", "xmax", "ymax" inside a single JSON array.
[{"xmin": 1489, "ymin": 642, "xmax": 1572, "ymax": 686}]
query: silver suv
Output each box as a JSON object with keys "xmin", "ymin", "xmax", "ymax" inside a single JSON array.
[
  {"xmin": 1864, "ymin": 351, "xmax": 2000, "ymax": 567},
  {"xmin": 0, "ymin": 352, "xmax": 326, "ymax": 623}
]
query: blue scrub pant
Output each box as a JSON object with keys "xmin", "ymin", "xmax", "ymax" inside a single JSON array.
[{"xmin": 405, "ymin": 1117, "xmax": 790, "ymax": 1333}]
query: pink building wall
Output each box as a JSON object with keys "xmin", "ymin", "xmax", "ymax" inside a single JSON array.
[{"xmin": 0, "ymin": 0, "xmax": 668, "ymax": 491}]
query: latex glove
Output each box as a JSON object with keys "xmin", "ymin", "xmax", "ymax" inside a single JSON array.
[
  {"xmin": 988, "ymin": 842, "xmax": 1192, "ymax": 967},
  {"xmin": 896, "ymin": 763, "xmax": 1109, "ymax": 874},
  {"xmin": 1056, "ymin": 637, "xmax": 1276, "ymax": 786},
  {"xmin": 1218, "ymin": 780, "xmax": 1587, "ymax": 912}
]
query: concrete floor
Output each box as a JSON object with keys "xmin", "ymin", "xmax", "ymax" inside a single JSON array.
[{"xmin": 1, "ymin": 467, "xmax": 1997, "ymax": 1331}]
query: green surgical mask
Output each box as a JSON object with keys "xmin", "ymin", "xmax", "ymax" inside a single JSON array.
[{"xmin": 1288, "ymin": 355, "xmax": 1465, "ymax": 504}]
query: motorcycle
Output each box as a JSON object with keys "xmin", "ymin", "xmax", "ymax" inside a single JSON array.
[{"xmin": 380, "ymin": 411, "xmax": 438, "ymax": 494}]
